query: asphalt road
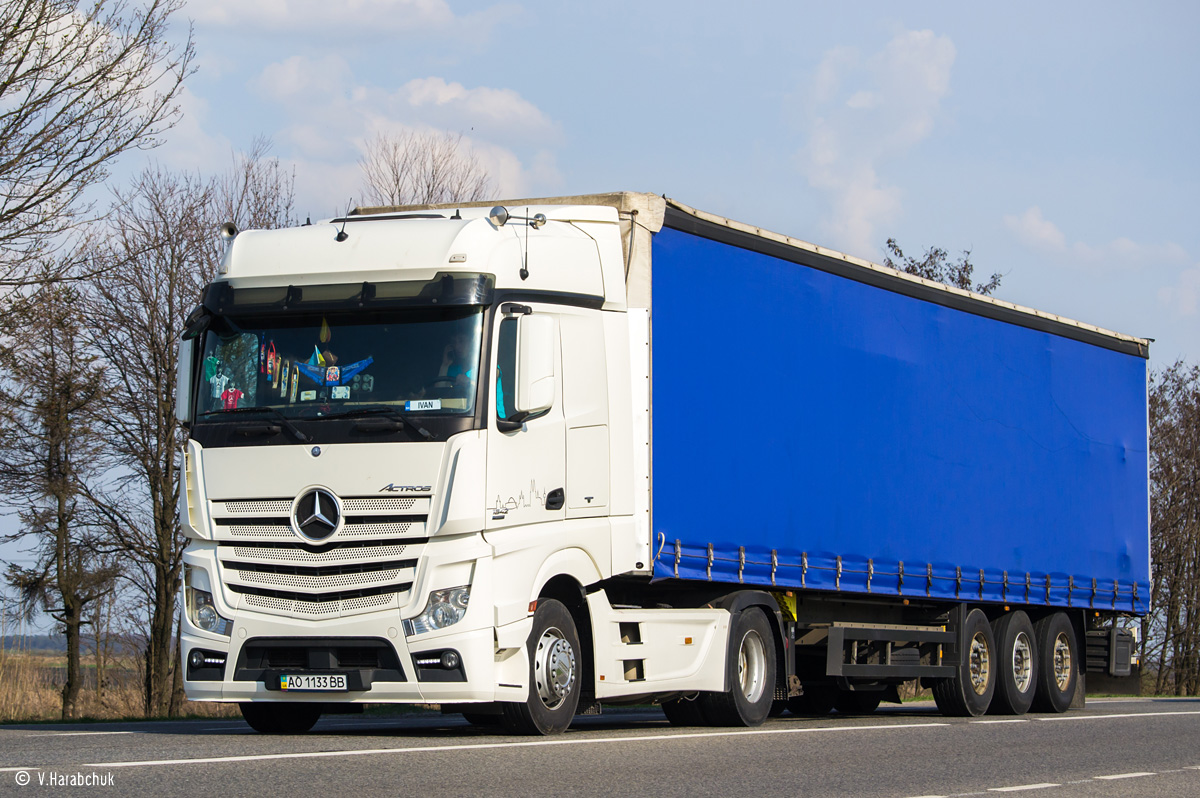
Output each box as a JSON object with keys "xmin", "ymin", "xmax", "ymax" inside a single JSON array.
[{"xmin": 2, "ymin": 697, "xmax": 1199, "ymax": 797}]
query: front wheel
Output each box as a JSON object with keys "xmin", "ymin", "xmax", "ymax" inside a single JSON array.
[
  {"xmin": 239, "ymin": 702, "xmax": 321, "ymax": 734},
  {"xmin": 699, "ymin": 608, "xmax": 776, "ymax": 726},
  {"xmin": 500, "ymin": 599, "xmax": 582, "ymax": 735}
]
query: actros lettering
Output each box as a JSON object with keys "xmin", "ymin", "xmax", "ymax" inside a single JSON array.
[{"xmin": 379, "ymin": 483, "xmax": 431, "ymax": 493}]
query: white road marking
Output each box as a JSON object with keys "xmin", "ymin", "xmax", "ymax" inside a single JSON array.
[
  {"xmin": 1093, "ymin": 772, "xmax": 1155, "ymax": 780},
  {"xmin": 987, "ymin": 784, "xmax": 1059, "ymax": 792},
  {"xmin": 1037, "ymin": 710, "xmax": 1200, "ymax": 722},
  {"xmin": 0, "ymin": 721, "xmax": 948, "ymax": 772},
  {"xmin": 971, "ymin": 719, "xmax": 1028, "ymax": 724},
  {"xmin": 23, "ymin": 731, "xmax": 140, "ymax": 737}
]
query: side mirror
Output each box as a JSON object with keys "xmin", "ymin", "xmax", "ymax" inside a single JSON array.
[
  {"xmin": 176, "ymin": 338, "xmax": 195, "ymax": 424},
  {"xmin": 514, "ymin": 314, "xmax": 557, "ymax": 417}
]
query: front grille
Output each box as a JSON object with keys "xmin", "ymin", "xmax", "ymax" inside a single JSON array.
[{"xmin": 212, "ymin": 494, "xmax": 429, "ymax": 620}]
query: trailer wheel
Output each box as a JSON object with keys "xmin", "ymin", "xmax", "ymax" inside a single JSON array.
[
  {"xmin": 500, "ymin": 599, "xmax": 582, "ymax": 735},
  {"xmin": 989, "ymin": 611, "xmax": 1037, "ymax": 715},
  {"xmin": 1031, "ymin": 612, "xmax": 1077, "ymax": 713},
  {"xmin": 661, "ymin": 695, "xmax": 708, "ymax": 726},
  {"xmin": 787, "ymin": 684, "xmax": 837, "ymax": 716},
  {"xmin": 238, "ymin": 702, "xmax": 321, "ymax": 734},
  {"xmin": 699, "ymin": 608, "xmax": 776, "ymax": 726},
  {"xmin": 834, "ymin": 690, "xmax": 883, "ymax": 715},
  {"xmin": 932, "ymin": 608, "xmax": 995, "ymax": 717}
]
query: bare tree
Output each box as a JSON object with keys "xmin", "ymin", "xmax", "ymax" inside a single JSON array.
[
  {"xmin": 84, "ymin": 165, "xmax": 210, "ymax": 716},
  {"xmin": 0, "ymin": 0, "xmax": 194, "ymax": 323},
  {"xmin": 1144, "ymin": 360, "xmax": 1200, "ymax": 696},
  {"xmin": 883, "ymin": 238, "xmax": 1002, "ymax": 296},
  {"xmin": 83, "ymin": 145, "xmax": 296, "ymax": 716},
  {"xmin": 359, "ymin": 130, "xmax": 493, "ymax": 207},
  {"xmin": 210, "ymin": 136, "xmax": 297, "ymax": 238},
  {"xmin": 0, "ymin": 284, "xmax": 118, "ymax": 719}
]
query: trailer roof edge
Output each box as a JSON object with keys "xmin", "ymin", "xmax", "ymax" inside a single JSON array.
[{"xmin": 663, "ymin": 198, "xmax": 1150, "ymax": 360}]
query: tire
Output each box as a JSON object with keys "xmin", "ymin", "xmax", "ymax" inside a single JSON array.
[
  {"xmin": 787, "ymin": 684, "xmax": 837, "ymax": 716},
  {"xmin": 239, "ymin": 702, "xmax": 321, "ymax": 734},
  {"xmin": 661, "ymin": 695, "xmax": 708, "ymax": 726},
  {"xmin": 1031, "ymin": 612, "xmax": 1077, "ymax": 713},
  {"xmin": 932, "ymin": 608, "xmax": 996, "ymax": 717},
  {"xmin": 834, "ymin": 690, "xmax": 883, "ymax": 715},
  {"xmin": 989, "ymin": 611, "xmax": 1037, "ymax": 715},
  {"xmin": 698, "ymin": 608, "xmax": 776, "ymax": 727},
  {"xmin": 500, "ymin": 599, "xmax": 582, "ymax": 735}
]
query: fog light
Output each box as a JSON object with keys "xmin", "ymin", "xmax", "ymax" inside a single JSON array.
[
  {"xmin": 189, "ymin": 650, "xmax": 204, "ymax": 669},
  {"xmin": 440, "ymin": 650, "xmax": 461, "ymax": 670}
]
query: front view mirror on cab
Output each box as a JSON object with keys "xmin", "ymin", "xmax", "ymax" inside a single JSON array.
[{"xmin": 496, "ymin": 308, "xmax": 557, "ymax": 429}]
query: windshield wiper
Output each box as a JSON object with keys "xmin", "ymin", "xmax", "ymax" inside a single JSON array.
[
  {"xmin": 195, "ymin": 406, "xmax": 312, "ymax": 443},
  {"xmin": 323, "ymin": 405, "xmax": 435, "ymax": 441}
]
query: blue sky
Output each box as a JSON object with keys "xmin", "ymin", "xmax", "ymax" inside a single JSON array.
[
  {"xmin": 144, "ymin": 0, "xmax": 1200, "ymax": 366},
  {"xmin": 2, "ymin": 2, "xmax": 1197, "ymax": 598}
]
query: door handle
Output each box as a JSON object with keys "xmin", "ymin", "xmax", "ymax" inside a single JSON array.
[{"xmin": 546, "ymin": 488, "xmax": 564, "ymax": 511}]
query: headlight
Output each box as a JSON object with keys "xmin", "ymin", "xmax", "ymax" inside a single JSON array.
[
  {"xmin": 185, "ymin": 585, "xmax": 232, "ymax": 636},
  {"xmin": 404, "ymin": 586, "xmax": 470, "ymax": 636}
]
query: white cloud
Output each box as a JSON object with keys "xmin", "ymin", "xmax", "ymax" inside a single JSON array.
[
  {"xmin": 1004, "ymin": 206, "xmax": 1067, "ymax": 251},
  {"xmin": 1005, "ymin": 205, "xmax": 1189, "ymax": 268},
  {"xmin": 251, "ymin": 55, "xmax": 354, "ymax": 103},
  {"xmin": 795, "ymin": 30, "xmax": 956, "ymax": 256},
  {"xmin": 1158, "ymin": 264, "xmax": 1200, "ymax": 317},
  {"xmin": 188, "ymin": 0, "xmax": 455, "ymax": 33},
  {"xmin": 395, "ymin": 77, "xmax": 556, "ymax": 137}
]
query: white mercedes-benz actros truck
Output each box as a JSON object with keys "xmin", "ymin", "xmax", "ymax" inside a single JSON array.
[{"xmin": 178, "ymin": 193, "xmax": 1147, "ymax": 734}]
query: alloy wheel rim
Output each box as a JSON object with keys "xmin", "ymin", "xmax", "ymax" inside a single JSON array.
[
  {"xmin": 969, "ymin": 631, "xmax": 991, "ymax": 695},
  {"xmin": 1012, "ymin": 631, "xmax": 1033, "ymax": 693},
  {"xmin": 738, "ymin": 629, "xmax": 767, "ymax": 703},
  {"xmin": 1052, "ymin": 631, "xmax": 1072, "ymax": 692},
  {"xmin": 533, "ymin": 626, "xmax": 576, "ymax": 710}
]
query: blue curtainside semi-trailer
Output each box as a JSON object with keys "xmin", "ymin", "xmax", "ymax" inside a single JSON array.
[{"xmin": 637, "ymin": 198, "xmax": 1148, "ymax": 717}]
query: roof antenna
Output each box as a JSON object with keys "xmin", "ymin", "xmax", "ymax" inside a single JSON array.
[
  {"xmin": 335, "ymin": 199, "xmax": 351, "ymax": 242},
  {"xmin": 520, "ymin": 206, "xmax": 530, "ymax": 280},
  {"xmin": 451, "ymin": 209, "xmax": 462, "ymax": 220}
]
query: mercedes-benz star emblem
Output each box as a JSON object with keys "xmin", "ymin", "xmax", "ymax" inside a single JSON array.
[{"xmin": 292, "ymin": 488, "xmax": 341, "ymax": 541}]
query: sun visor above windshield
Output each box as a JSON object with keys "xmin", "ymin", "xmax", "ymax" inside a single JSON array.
[{"xmin": 202, "ymin": 272, "xmax": 495, "ymax": 315}]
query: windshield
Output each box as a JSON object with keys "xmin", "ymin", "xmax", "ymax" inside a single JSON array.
[{"xmin": 193, "ymin": 307, "xmax": 484, "ymax": 420}]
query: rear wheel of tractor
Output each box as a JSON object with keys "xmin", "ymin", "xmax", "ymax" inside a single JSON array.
[
  {"xmin": 989, "ymin": 611, "xmax": 1037, "ymax": 715},
  {"xmin": 787, "ymin": 684, "xmax": 837, "ymax": 717},
  {"xmin": 239, "ymin": 702, "xmax": 322, "ymax": 734},
  {"xmin": 834, "ymin": 690, "xmax": 883, "ymax": 715},
  {"xmin": 1031, "ymin": 612, "xmax": 1077, "ymax": 713},
  {"xmin": 500, "ymin": 599, "xmax": 582, "ymax": 735},
  {"xmin": 661, "ymin": 695, "xmax": 708, "ymax": 726},
  {"xmin": 932, "ymin": 608, "xmax": 996, "ymax": 717},
  {"xmin": 699, "ymin": 608, "xmax": 776, "ymax": 727}
]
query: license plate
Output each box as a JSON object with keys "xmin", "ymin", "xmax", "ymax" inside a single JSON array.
[{"xmin": 279, "ymin": 674, "xmax": 347, "ymax": 691}]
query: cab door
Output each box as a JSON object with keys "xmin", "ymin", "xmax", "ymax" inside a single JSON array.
[{"xmin": 484, "ymin": 303, "xmax": 566, "ymax": 530}]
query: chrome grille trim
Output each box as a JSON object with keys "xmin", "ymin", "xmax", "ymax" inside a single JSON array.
[{"xmin": 211, "ymin": 493, "xmax": 428, "ymax": 620}]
